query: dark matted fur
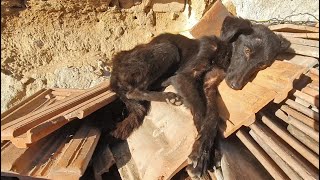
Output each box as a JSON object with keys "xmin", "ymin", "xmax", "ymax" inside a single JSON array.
[{"xmin": 110, "ymin": 16, "xmax": 291, "ymax": 178}]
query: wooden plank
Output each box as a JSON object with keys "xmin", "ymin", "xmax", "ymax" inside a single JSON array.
[
  {"xmin": 250, "ymin": 61, "xmax": 306, "ymax": 103},
  {"xmin": 236, "ymin": 129, "xmax": 289, "ymax": 180},
  {"xmin": 285, "ymin": 99, "xmax": 319, "ymax": 121},
  {"xmin": 219, "ymin": 114, "xmax": 255, "ymax": 138},
  {"xmin": 250, "ymin": 123, "xmax": 318, "ymax": 180},
  {"xmin": 249, "ymin": 130, "xmax": 302, "ymax": 180},
  {"xmin": 260, "ymin": 113, "xmax": 319, "ymax": 168},
  {"xmin": 190, "ymin": 0, "xmax": 230, "ymax": 38},
  {"xmin": 292, "ymin": 89, "xmax": 319, "ymax": 108},
  {"xmin": 269, "ymin": 24, "xmax": 319, "ymax": 33},
  {"xmin": 7, "ymin": 90, "xmax": 115, "ymax": 148},
  {"xmin": 111, "ymin": 85, "xmax": 198, "ymax": 180},
  {"xmin": 1, "ymin": 89, "xmax": 51, "ymax": 126},
  {"xmin": 64, "ymin": 91, "xmax": 117, "ymax": 119},
  {"xmin": 308, "ymin": 83, "xmax": 319, "ymax": 91},
  {"xmin": 286, "ymin": 43, "xmax": 319, "ymax": 58},
  {"xmin": 286, "ymin": 37, "xmax": 319, "ymax": 47},
  {"xmin": 1, "ymin": 124, "xmax": 74, "ymax": 178},
  {"xmin": 1, "ymin": 88, "xmax": 48, "ymax": 119},
  {"xmin": 288, "ymin": 116, "xmax": 319, "ymax": 142},
  {"xmin": 276, "ymin": 32, "xmax": 319, "ymax": 40},
  {"xmin": 1, "ymin": 120, "xmax": 99, "ymax": 179},
  {"xmin": 50, "ymin": 125, "xmax": 101, "ymax": 180},
  {"xmin": 302, "ymin": 86, "xmax": 319, "ymax": 99},
  {"xmin": 287, "ymin": 124, "xmax": 319, "ymax": 155},
  {"xmin": 1, "ymin": 81, "xmax": 109, "ymax": 140},
  {"xmin": 51, "ymin": 88, "xmax": 85, "ymax": 97},
  {"xmin": 219, "ymin": 134, "xmax": 275, "ymax": 180},
  {"xmin": 309, "ymin": 68, "xmax": 319, "ymax": 76},
  {"xmin": 281, "ymin": 105, "xmax": 319, "ymax": 131},
  {"xmin": 277, "ymin": 53, "xmax": 319, "ymax": 70}
]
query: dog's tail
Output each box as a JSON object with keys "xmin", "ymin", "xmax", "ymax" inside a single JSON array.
[{"xmin": 111, "ymin": 95, "xmax": 150, "ymax": 140}]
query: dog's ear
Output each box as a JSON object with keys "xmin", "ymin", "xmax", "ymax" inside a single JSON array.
[
  {"xmin": 277, "ymin": 34, "xmax": 291, "ymax": 52},
  {"xmin": 220, "ymin": 16, "xmax": 253, "ymax": 42}
]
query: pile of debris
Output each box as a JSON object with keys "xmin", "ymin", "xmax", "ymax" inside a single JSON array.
[{"xmin": 1, "ymin": 1, "xmax": 319, "ymax": 180}]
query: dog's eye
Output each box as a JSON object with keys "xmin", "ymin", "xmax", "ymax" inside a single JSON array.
[{"xmin": 244, "ymin": 47, "xmax": 251, "ymax": 57}]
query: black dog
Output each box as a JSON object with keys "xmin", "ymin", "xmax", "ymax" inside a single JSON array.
[{"xmin": 110, "ymin": 16, "xmax": 290, "ymax": 178}]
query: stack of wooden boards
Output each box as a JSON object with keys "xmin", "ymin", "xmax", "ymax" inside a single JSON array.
[
  {"xmin": 1, "ymin": 82, "xmax": 117, "ymax": 179},
  {"xmin": 237, "ymin": 69, "xmax": 319, "ymax": 180},
  {"xmin": 235, "ymin": 24, "xmax": 319, "ymax": 180}
]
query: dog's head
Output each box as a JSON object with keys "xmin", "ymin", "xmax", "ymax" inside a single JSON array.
[{"xmin": 221, "ymin": 16, "xmax": 291, "ymax": 90}]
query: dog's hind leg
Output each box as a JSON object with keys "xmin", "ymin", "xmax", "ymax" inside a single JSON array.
[
  {"xmin": 186, "ymin": 68, "xmax": 225, "ymax": 179},
  {"xmin": 111, "ymin": 97, "xmax": 150, "ymax": 139}
]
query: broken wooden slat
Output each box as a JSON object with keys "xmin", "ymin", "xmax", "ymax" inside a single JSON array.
[
  {"xmin": 285, "ymin": 99, "xmax": 319, "ymax": 121},
  {"xmin": 286, "ymin": 37, "xmax": 319, "ymax": 47},
  {"xmin": 260, "ymin": 113, "xmax": 319, "ymax": 169},
  {"xmin": 269, "ymin": 24, "xmax": 319, "ymax": 33},
  {"xmin": 250, "ymin": 123, "xmax": 318, "ymax": 180},
  {"xmin": 50, "ymin": 125, "xmax": 101, "ymax": 180},
  {"xmin": 292, "ymin": 89, "xmax": 319, "ymax": 108},
  {"xmin": 287, "ymin": 124, "xmax": 319, "ymax": 155},
  {"xmin": 1, "ymin": 81, "xmax": 109, "ymax": 141},
  {"xmin": 236, "ymin": 129, "xmax": 289, "ymax": 180},
  {"xmin": 1, "ymin": 89, "xmax": 52, "ymax": 126},
  {"xmin": 281, "ymin": 105, "xmax": 319, "ymax": 131},
  {"xmin": 286, "ymin": 43, "xmax": 319, "ymax": 58},
  {"xmin": 276, "ymin": 32, "xmax": 319, "ymax": 40},
  {"xmin": 249, "ymin": 130, "xmax": 302, "ymax": 180}
]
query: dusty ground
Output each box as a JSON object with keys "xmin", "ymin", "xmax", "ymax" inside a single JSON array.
[{"xmin": 1, "ymin": 0, "xmax": 214, "ymax": 112}]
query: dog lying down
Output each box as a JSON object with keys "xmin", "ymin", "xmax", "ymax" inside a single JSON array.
[{"xmin": 110, "ymin": 16, "xmax": 290, "ymax": 179}]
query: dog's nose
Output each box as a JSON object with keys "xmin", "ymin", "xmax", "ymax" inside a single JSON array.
[{"xmin": 229, "ymin": 81, "xmax": 242, "ymax": 90}]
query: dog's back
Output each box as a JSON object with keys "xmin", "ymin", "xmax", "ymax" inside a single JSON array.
[{"xmin": 111, "ymin": 42, "xmax": 180, "ymax": 94}]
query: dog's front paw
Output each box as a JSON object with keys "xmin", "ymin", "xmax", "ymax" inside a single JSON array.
[
  {"xmin": 165, "ymin": 92, "xmax": 183, "ymax": 106},
  {"xmin": 186, "ymin": 136, "xmax": 214, "ymax": 179}
]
